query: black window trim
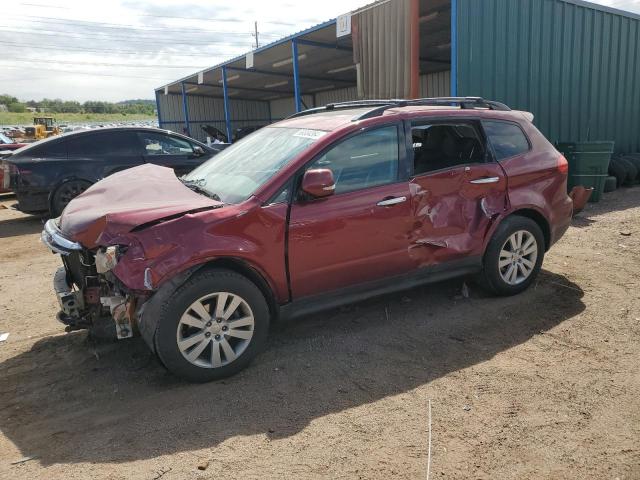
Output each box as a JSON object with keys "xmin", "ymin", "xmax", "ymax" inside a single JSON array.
[
  {"xmin": 405, "ymin": 117, "xmax": 491, "ymax": 178},
  {"xmin": 481, "ymin": 119, "xmax": 532, "ymax": 162},
  {"xmin": 137, "ymin": 130, "xmax": 197, "ymax": 156},
  {"xmin": 289, "ymin": 121, "xmax": 408, "ymax": 203}
]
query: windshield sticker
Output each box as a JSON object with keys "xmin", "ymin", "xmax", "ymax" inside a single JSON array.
[{"xmin": 293, "ymin": 129, "xmax": 327, "ymax": 140}]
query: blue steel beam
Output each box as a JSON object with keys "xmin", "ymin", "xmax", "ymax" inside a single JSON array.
[
  {"xmin": 180, "ymin": 82, "xmax": 191, "ymax": 136},
  {"xmin": 182, "ymin": 81, "xmax": 294, "ymax": 95},
  {"xmin": 221, "ymin": 66, "xmax": 233, "ymax": 143},
  {"xmin": 450, "ymin": 0, "xmax": 458, "ymax": 96},
  {"xmin": 224, "ymin": 66, "xmax": 355, "ymax": 85},
  {"xmin": 295, "ymin": 39, "xmax": 352, "ymax": 51},
  {"xmin": 291, "ymin": 39, "xmax": 302, "ymax": 113}
]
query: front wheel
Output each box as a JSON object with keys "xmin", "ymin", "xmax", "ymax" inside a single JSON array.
[
  {"xmin": 51, "ymin": 180, "xmax": 91, "ymax": 217},
  {"xmin": 154, "ymin": 269, "xmax": 270, "ymax": 382},
  {"xmin": 479, "ymin": 216, "xmax": 545, "ymax": 296}
]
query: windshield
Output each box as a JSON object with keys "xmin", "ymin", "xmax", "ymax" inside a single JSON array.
[
  {"xmin": 0, "ymin": 133, "xmax": 14, "ymax": 144},
  {"xmin": 183, "ymin": 126, "xmax": 326, "ymax": 204}
]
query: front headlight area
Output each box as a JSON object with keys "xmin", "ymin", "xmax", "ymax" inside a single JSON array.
[{"xmin": 95, "ymin": 245, "xmax": 125, "ymax": 273}]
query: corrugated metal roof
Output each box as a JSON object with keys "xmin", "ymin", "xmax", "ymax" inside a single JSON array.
[{"xmin": 156, "ymin": 19, "xmax": 338, "ymax": 92}]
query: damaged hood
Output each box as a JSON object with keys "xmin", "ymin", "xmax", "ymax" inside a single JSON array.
[{"xmin": 59, "ymin": 163, "xmax": 223, "ymax": 247}]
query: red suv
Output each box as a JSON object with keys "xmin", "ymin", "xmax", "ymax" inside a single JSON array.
[{"xmin": 42, "ymin": 98, "xmax": 573, "ymax": 382}]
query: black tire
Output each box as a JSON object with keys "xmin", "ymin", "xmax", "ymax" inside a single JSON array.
[
  {"xmin": 617, "ymin": 157, "xmax": 637, "ymax": 186},
  {"xmin": 608, "ymin": 158, "xmax": 627, "ymax": 188},
  {"xmin": 621, "ymin": 156, "xmax": 640, "ymax": 183},
  {"xmin": 51, "ymin": 180, "xmax": 92, "ymax": 217},
  {"xmin": 603, "ymin": 176, "xmax": 618, "ymax": 193},
  {"xmin": 479, "ymin": 216, "xmax": 545, "ymax": 296},
  {"xmin": 154, "ymin": 268, "xmax": 270, "ymax": 382}
]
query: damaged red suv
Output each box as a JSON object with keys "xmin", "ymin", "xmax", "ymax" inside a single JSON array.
[{"xmin": 42, "ymin": 98, "xmax": 573, "ymax": 382}]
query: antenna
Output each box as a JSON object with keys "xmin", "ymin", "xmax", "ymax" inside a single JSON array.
[{"xmin": 252, "ymin": 21, "xmax": 259, "ymax": 49}]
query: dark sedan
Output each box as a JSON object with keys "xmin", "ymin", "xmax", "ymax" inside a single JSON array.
[{"xmin": 3, "ymin": 127, "xmax": 224, "ymax": 216}]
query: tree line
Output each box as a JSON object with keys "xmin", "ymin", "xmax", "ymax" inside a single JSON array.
[{"xmin": 0, "ymin": 94, "xmax": 155, "ymax": 115}]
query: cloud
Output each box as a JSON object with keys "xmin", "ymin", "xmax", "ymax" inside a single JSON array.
[{"xmin": 0, "ymin": 0, "xmax": 637, "ymax": 102}]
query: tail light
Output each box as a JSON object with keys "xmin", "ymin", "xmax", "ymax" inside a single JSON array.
[
  {"xmin": 557, "ymin": 155, "xmax": 569, "ymax": 174},
  {"xmin": 0, "ymin": 162, "xmax": 10, "ymax": 189}
]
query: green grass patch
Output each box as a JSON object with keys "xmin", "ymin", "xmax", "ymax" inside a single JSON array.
[{"xmin": 0, "ymin": 112, "xmax": 157, "ymax": 126}]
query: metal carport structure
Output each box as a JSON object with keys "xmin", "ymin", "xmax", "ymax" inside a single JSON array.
[
  {"xmin": 155, "ymin": 20, "xmax": 358, "ymax": 143},
  {"xmin": 155, "ymin": 0, "xmax": 454, "ymax": 143},
  {"xmin": 157, "ymin": 0, "xmax": 640, "ymax": 152}
]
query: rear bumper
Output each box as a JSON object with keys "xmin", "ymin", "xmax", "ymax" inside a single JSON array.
[
  {"xmin": 14, "ymin": 187, "xmax": 50, "ymax": 213},
  {"xmin": 549, "ymin": 194, "xmax": 574, "ymax": 248}
]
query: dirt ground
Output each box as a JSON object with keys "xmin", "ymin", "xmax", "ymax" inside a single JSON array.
[{"xmin": 0, "ymin": 188, "xmax": 638, "ymax": 480}]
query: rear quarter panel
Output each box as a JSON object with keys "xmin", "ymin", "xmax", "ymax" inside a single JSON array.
[{"xmin": 497, "ymin": 120, "xmax": 572, "ymax": 248}]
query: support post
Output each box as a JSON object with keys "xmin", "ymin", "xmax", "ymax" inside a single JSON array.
[
  {"xmin": 450, "ymin": 0, "xmax": 458, "ymax": 97},
  {"xmin": 154, "ymin": 90, "xmax": 162, "ymax": 127},
  {"xmin": 221, "ymin": 66, "xmax": 233, "ymax": 143},
  {"xmin": 180, "ymin": 82, "xmax": 191, "ymax": 137},
  {"xmin": 409, "ymin": 0, "xmax": 420, "ymax": 99},
  {"xmin": 291, "ymin": 39, "xmax": 302, "ymax": 113}
]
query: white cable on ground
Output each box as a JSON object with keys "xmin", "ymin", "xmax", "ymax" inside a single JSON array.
[{"xmin": 427, "ymin": 399, "xmax": 432, "ymax": 480}]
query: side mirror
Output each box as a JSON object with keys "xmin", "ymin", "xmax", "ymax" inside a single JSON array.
[
  {"xmin": 301, "ymin": 169, "xmax": 336, "ymax": 198},
  {"xmin": 193, "ymin": 145, "xmax": 205, "ymax": 156}
]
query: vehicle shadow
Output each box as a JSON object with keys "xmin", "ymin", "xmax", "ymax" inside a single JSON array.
[
  {"xmin": 0, "ymin": 271, "xmax": 585, "ymax": 466},
  {"xmin": 0, "ymin": 215, "xmax": 45, "ymax": 239}
]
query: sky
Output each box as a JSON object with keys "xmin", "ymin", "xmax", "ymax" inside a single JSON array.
[{"xmin": 0, "ymin": 0, "xmax": 639, "ymax": 103}]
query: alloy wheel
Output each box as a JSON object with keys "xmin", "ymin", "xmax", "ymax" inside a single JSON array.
[
  {"xmin": 498, "ymin": 230, "xmax": 538, "ymax": 285},
  {"xmin": 176, "ymin": 292, "xmax": 255, "ymax": 368}
]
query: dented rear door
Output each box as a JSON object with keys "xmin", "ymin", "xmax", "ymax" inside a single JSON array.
[{"xmin": 407, "ymin": 121, "xmax": 508, "ymax": 268}]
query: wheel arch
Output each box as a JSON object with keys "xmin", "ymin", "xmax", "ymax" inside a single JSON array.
[
  {"xmin": 47, "ymin": 176, "xmax": 94, "ymax": 214},
  {"xmin": 199, "ymin": 257, "xmax": 280, "ymax": 322},
  {"xmin": 138, "ymin": 256, "xmax": 281, "ymax": 355},
  {"xmin": 508, "ymin": 208, "xmax": 551, "ymax": 251}
]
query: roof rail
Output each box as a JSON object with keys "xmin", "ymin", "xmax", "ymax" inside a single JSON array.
[
  {"xmin": 285, "ymin": 97, "xmax": 511, "ymax": 121},
  {"xmin": 286, "ymin": 99, "xmax": 407, "ymax": 119}
]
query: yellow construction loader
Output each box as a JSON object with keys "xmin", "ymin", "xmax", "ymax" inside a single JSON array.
[{"xmin": 24, "ymin": 117, "xmax": 61, "ymax": 140}]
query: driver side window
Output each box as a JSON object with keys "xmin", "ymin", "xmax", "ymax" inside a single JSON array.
[
  {"xmin": 308, "ymin": 126, "xmax": 399, "ymax": 195},
  {"xmin": 137, "ymin": 132, "xmax": 194, "ymax": 156}
]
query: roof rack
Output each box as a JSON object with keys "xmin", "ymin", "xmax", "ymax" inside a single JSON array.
[{"xmin": 285, "ymin": 97, "xmax": 511, "ymax": 121}]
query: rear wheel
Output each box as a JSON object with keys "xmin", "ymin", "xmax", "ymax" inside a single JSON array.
[
  {"xmin": 51, "ymin": 180, "xmax": 91, "ymax": 217},
  {"xmin": 154, "ymin": 268, "xmax": 270, "ymax": 382},
  {"xmin": 480, "ymin": 216, "xmax": 544, "ymax": 296}
]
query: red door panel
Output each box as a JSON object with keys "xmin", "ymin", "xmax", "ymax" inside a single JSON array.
[
  {"xmin": 408, "ymin": 163, "xmax": 508, "ymax": 267},
  {"xmin": 288, "ymin": 182, "xmax": 414, "ymax": 299}
]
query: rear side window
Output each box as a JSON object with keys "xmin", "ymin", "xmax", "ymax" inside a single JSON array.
[
  {"xmin": 27, "ymin": 139, "xmax": 67, "ymax": 158},
  {"xmin": 411, "ymin": 121, "xmax": 486, "ymax": 175},
  {"xmin": 67, "ymin": 131, "xmax": 141, "ymax": 157},
  {"xmin": 308, "ymin": 126, "xmax": 399, "ymax": 195},
  {"xmin": 483, "ymin": 121, "xmax": 530, "ymax": 160}
]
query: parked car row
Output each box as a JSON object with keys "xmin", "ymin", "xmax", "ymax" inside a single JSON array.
[
  {"xmin": 41, "ymin": 97, "xmax": 575, "ymax": 382},
  {"xmin": 0, "ymin": 133, "xmax": 28, "ymax": 193},
  {"xmin": 0, "ymin": 132, "xmax": 27, "ymax": 151},
  {"xmin": 2, "ymin": 127, "xmax": 225, "ymax": 216}
]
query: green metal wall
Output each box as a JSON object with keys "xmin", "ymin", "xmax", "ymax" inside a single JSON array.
[{"xmin": 456, "ymin": 0, "xmax": 640, "ymax": 153}]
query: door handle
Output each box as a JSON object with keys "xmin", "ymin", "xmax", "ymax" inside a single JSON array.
[
  {"xmin": 469, "ymin": 177, "xmax": 500, "ymax": 184},
  {"xmin": 377, "ymin": 196, "xmax": 407, "ymax": 207}
]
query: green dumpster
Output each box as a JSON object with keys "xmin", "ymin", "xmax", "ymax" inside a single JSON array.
[{"xmin": 556, "ymin": 141, "xmax": 614, "ymax": 202}]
